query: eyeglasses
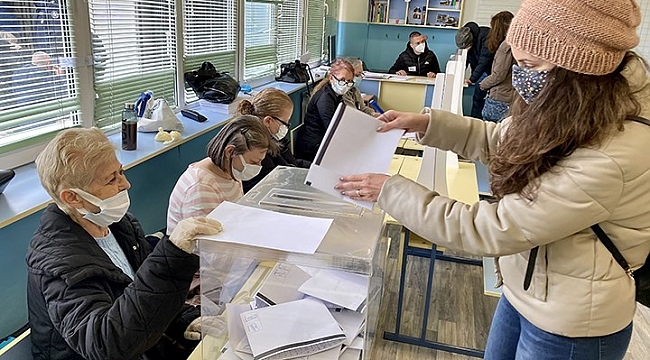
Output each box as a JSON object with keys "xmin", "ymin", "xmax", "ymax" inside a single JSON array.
[
  {"xmin": 271, "ymin": 116, "xmax": 289, "ymax": 127},
  {"xmin": 331, "ymin": 73, "xmax": 354, "ymax": 87},
  {"xmin": 354, "ymin": 72, "xmax": 365, "ymax": 79}
]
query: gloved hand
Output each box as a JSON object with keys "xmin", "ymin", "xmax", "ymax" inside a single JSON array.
[
  {"xmin": 184, "ymin": 315, "xmax": 227, "ymax": 340},
  {"xmin": 169, "ymin": 217, "xmax": 223, "ymax": 254}
]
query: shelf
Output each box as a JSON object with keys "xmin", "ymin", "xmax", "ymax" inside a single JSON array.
[
  {"xmin": 428, "ymin": 7, "xmax": 461, "ymax": 12},
  {"xmin": 368, "ymin": 22, "xmax": 459, "ymax": 30}
]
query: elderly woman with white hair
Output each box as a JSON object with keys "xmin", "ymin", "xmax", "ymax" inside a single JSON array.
[{"xmin": 26, "ymin": 128, "xmax": 222, "ymax": 360}]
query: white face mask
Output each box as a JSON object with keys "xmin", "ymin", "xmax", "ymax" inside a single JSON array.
[
  {"xmin": 331, "ymin": 81, "xmax": 352, "ymax": 95},
  {"xmin": 72, "ymin": 188, "xmax": 130, "ymax": 227},
  {"xmin": 273, "ymin": 123, "xmax": 288, "ymax": 140},
  {"xmin": 414, "ymin": 43, "xmax": 426, "ymax": 54},
  {"xmin": 232, "ymin": 154, "xmax": 262, "ymax": 181}
]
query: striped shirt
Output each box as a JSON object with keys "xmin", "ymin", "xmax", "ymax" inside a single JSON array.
[
  {"xmin": 167, "ymin": 163, "xmax": 243, "ymax": 234},
  {"xmin": 95, "ymin": 230, "xmax": 135, "ymax": 280}
]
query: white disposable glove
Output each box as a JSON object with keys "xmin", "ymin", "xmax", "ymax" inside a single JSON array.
[
  {"xmin": 169, "ymin": 217, "xmax": 223, "ymax": 254},
  {"xmin": 184, "ymin": 316, "xmax": 227, "ymax": 340}
]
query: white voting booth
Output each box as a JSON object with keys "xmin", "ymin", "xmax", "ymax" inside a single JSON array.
[{"xmin": 416, "ymin": 49, "xmax": 467, "ymax": 194}]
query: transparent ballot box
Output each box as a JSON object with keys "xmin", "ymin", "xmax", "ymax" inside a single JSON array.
[{"xmin": 197, "ymin": 167, "xmax": 388, "ymax": 360}]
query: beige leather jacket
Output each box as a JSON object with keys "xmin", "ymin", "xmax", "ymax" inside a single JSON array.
[{"xmin": 378, "ymin": 59, "xmax": 650, "ymax": 337}]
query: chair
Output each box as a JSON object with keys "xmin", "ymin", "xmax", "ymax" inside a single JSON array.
[{"xmin": 289, "ymin": 123, "xmax": 304, "ymax": 156}]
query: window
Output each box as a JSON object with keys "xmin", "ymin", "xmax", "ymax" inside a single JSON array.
[
  {"xmin": 243, "ymin": 0, "xmax": 303, "ymax": 82},
  {"xmin": 244, "ymin": 0, "xmax": 278, "ymax": 81},
  {"xmin": 0, "ymin": 0, "xmax": 80, "ymax": 155},
  {"xmin": 305, "ymin": 0, "xmax": 325, "ymax": 62},
  {"xmin": 89, "ymin": 0, "xmax": 177, "ymax": 130},
  {"xmin": 183, "ymin": 0, "xmax": 238, "ymax": 104}
]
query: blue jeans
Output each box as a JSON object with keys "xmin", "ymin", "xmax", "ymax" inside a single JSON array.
[{"xmin": 485, "ymin": 296, "xmax": 633, "ymax": 360}]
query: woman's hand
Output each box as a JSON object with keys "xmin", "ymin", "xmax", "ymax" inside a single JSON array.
[
  {"xmin": 335, "ymin": 173, "xmax": 391, "ymax": 203},
  {"xmin": 377, "ymin": 110, "xmax": 429, "ymax": 134}
]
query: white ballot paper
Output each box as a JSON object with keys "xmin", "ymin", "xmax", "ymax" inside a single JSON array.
[
  {"xmin": 240, "ymin": 298, "xmax": 346, "ymax": 360},
  {"xmin": 329, "ymin": 309, "xmax": 365, "ymax": 346},
  {"xmin": 256, "ymin": 263, "xmax": 310, "ymax": 306},
  {"xmin": 199, "ymin": 202, "xmax": 333, "ymax": 254},
  {"xmin": 297, "ymin": 269, "xmax": 369, "ymax": 311},
  {"xmin": 305, "ymin": 104, "xmax": 403, "ymax": 209}
]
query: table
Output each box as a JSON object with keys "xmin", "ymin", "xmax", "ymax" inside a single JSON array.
[{"xmin": 383, "ymin": 161, "xmax": 487, "ymax": 358}]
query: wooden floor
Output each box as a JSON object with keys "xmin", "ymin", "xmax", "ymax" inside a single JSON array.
[{"xmin": 370, "ymin": 234, "xmax": 650, "ymax": 360}]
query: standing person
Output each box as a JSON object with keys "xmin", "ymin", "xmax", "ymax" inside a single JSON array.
[
  {"xmin": 337, "ymin": 0, "xmax": 650, "ymax": 358},
  {"xmin": 343, "ymin": 57, "xmax": 379, "ymax": 117},
  {"xmin": 478, "ymin": 11, "xmax": 515, "ymax": 122},
  {"xmin": 456, "ymin": 22, "xmax": 494, "ymax": 118},
  {"xmin": 237, "ymin": 88, "xmax": 311, "ymax": 193},
  {"xmin": 388, "ymin": 31, "xmax": 440, "ymax": 78},
  {"xmin": 294, "ymin": 59, "xmax": 355, "ymax": 162},
  {"xmin": 167, "ymin": 115, "xmax": 276, "ymax": 233},
  {"xmin": 27, "ymin": 128, "xmax": 223, "ymax": 360}
]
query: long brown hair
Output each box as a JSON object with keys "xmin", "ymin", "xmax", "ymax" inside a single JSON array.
[
  {"xmin": 487, "ymin": 11, "xmax": 514, "ymax": 53},
  {"xmin": 489, "ymin": 52, "xmax": 648, "ymax": 200},
  {"xmin": 313, "ymin": 58, "xmax": 354, "ymax": 93}
]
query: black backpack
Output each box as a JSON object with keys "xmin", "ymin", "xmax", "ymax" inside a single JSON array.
[
  {"xmin": 276, "ymin": 60, "xmax": 314, "ymax": 95},
  {"xmin": 184, "ymin": 61, "xmax": 240, "ymax": 104},
  {"xmin": 524, "ymin": 115, "xmax": 650, "ymax": 307}
]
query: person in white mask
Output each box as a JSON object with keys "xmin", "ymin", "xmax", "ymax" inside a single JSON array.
[
  {"xmin": 237, "ymin": 88, "xmax": 312, "ymax": 193},
  {"xmin": 27, "ymin": 127, "xmax": 224, "ymax": 359},
  {"xmin": 388, "ymin": 31, "xmax": 440, "ymax": 78},
  {"xmin": 342, "ymin": 57, "xmax": 379, "ymax": 117},
  {"xmin": 295, "ymin": 58, "xmax": 355, "ymax": 162},
  {"xmin": 167, "ymin": 115, "xmax": 276, "ymax": 234}
]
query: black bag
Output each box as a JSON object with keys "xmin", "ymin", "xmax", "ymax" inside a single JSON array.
[
  {"xmin": 523, "ymin": 115, "xmax": 650, "ymax": 307},
  {"xmin": 592, "ymin": 224, "xmax": 650, "ymax": 307},
  {"xmin": 276, "ymin": 60, "xmax": 314, "ymax": 95},
  {"xmin": 184, "ymin": 62, "xmax": 240, "ymax": 104}
]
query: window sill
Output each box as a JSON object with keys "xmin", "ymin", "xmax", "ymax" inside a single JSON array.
[{"xmin": 0, "ymin": 80, "xmax": 313, "ymax": 229}]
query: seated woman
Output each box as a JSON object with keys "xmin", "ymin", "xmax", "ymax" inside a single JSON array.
[
  {"xmin": 167, "ymin": 115, "xmax": 276, "ymax": 306},
  {"xmin": 238, "ymin": 88, "xmax": 311, "ymax": 193},
  {"xmin": 294, "ymin": 58, "xmax": 355, "ymax": 162},
  {"xmin": 27, "ymin": 128, "xmax": 222, "ymax": 360},
  {"xmin": 342, "ymin": 57, "xmax": 379, "ymax": 117},
  {"xmin": 167, "ymin": 115, "xmax": 276, "ymax": 233}
]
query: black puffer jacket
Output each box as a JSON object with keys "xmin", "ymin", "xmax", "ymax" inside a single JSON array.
[
  {"xmin": 243, "ymin": 138, "xmax": 311, "ymax": 192},
  {"xmin": 464, "ymin": 22, "xmax": 494, "ymax": 83},
  {"xmin": 26, "ymin": 204, "xmax": 200, "ymax": 360},
  {"xmin": 388, "ymin": 43, "xmax": 441, "ymax": 76},
  {"xmin": 294, "ymin": 83, "xmax": 342, "ymax": 162}
]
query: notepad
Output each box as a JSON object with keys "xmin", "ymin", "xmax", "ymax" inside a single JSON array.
[
  {"xmin": 240, "ymin": 298, "xmax": 346, "ymax": 360},
  {"xmin": 256, "ymin": 263, "xmax": 310, "ymax": 307}
]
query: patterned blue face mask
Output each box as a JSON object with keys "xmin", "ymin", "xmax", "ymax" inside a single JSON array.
[{"xmin": 512, "ymin": 65, "xmax": 550, "ymax": 104}]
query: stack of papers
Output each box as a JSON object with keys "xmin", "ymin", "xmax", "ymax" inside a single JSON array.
[
  {"xmin": 240, "ymin": 298, "xmax": 346, "ymax": 360},
  {"xmin": 199, "ymin": 94, "xmax": 252, "ymax": 114}
]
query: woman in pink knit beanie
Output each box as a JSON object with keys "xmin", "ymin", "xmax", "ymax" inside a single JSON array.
[{"xmin": 338, "ymin": 0, "xmax": 650, "ymax": 358}]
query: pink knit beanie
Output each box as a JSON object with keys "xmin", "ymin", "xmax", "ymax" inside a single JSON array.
[{"xmin": 506, "ymin": 0, "xmax": 641, "ymax": 75}]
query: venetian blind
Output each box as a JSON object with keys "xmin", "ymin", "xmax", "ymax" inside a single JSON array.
[
  {"xmin": 304, "ymin": 0, "xmax": 325, "ymax": 62},
  {"xmin": 244, "ymin": 0, "xmax": 278, "ymax": 81},
  {"xmin": 89, "ymin": 0, "xmax": 177, "ymax": 130},
  {"xmin": 0, "ymin": 0, "xmax": 80, "ymax": 154},
  {"xmin": 183, "ymin": 0, "xmax": 238, "ymax": 103}
]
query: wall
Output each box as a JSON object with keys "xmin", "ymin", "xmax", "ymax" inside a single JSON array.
[
  {"xmin": 337, "ymin": 1, "xmax": 460, "ymax": 72},
  {"xmin": 0, "ymin": 89, "xmax": 307, "ymax": 340}
]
